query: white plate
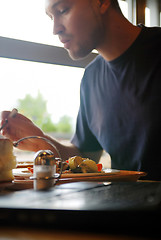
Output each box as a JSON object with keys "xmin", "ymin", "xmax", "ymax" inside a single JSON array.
[{"xmin": 12, "ymin": 168, "xmax": 32, "ymax": 178}]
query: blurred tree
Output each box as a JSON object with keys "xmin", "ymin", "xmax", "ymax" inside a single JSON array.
[
  {"xmin": 57, "ymin": 115, "xmax": 72, "ymax": 133},
  {"xmin": 16, "ymin": 92, "xmax": 72, "ymax": 133}
]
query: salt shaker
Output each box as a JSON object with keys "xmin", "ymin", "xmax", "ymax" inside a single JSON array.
[
  {"xmin": 13, "ymin": 136, "xmax": 63, "ymax": 190},
  {"xmin": 33, "ymin": 150, "xmax": 57, "ymax": 190}
]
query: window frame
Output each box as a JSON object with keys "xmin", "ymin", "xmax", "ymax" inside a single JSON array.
[{"xmin": 0, "ymin": 36, "xmax": 97, "ymax": 68}]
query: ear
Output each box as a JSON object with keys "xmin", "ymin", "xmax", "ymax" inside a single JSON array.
[{"xmin": 97, "ymin": 0, "xmax": 111, "ymax": 14}]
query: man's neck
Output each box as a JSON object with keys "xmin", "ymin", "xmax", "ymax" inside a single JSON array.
[{"xmin": 96, "ymin": 10, "xmax": 141, "ymax": 62}]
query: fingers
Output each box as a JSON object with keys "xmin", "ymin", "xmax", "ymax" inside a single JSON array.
[
  {"xmin": 1, "ymin": 111, "xmax": 33, "ymax": 140},
  {"xmin": 1, "ymin": 111, "xmax": 10, "ymax": 121},
  {"xmin": 1, "ymin": 111, "xmax": 13, "ymax": 138},
  {"xmin": 1, "ymin": 110, "xmax": 32, "ymax": 123},
  {"xmin": 1, "ymin": 111, "xmax": 33, "ymax": 132},
  {"xmin": 0, "ymin": 110, "xmax": 45, "ymax": 151}
]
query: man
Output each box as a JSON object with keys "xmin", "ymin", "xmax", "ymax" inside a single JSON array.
[{"xmin": 1, "ymin": 0, "xmax": 161, "ymax": 180}]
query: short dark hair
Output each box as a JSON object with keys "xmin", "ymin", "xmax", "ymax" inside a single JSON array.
[{"xmin": 110, "ymin": 0, "xmax": 122, "ymax": 14}]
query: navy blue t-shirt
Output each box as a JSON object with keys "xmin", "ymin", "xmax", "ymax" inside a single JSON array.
[{"xmin": 72, "ymin": 26, "xmax": 161, "ymax": 180}]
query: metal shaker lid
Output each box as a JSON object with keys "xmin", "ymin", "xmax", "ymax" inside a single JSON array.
[{"xmin": 34, "ymin": 150, "xmax": 56, "ymax": 166}]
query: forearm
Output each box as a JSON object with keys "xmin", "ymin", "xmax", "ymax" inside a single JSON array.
[
  {"xmin": 38, "ymin": 134, "xmax": 103, "ymax": 163},
  {"xmin": 41, "ymin": 134, "xmax": 82, "ymax": 161}
]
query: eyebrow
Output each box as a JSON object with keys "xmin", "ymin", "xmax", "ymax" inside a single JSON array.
[
  {"xmin": 47, "ymin": 0, "xmax": 65, "ymax": 13},
  {"xmin": 53, "ymin": 0, "xmax": 65, "ymax": 8},
  {"xmin": 46, "ymin": 0, "xmax": 66, "ymax": 18}
]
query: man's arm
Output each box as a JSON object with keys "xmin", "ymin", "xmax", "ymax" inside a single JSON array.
[
  {"xmin": 43, "ymin": 134, "xmax": 103, "ymax": 162},
  {"xmin": 1, "ymin": 111, "xmax": 103, "ymax": 162}
]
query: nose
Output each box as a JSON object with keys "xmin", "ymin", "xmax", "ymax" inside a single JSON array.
[{"xmin": 53, "ymin": 18, "xmax": 65, "ymax": 36}]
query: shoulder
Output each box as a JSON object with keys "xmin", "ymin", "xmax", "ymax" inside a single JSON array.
[
  {"xmin": 81, "ymin": 55, "xmax": 106, "ymax": 89},
  {"xmin": 139, "ymin": 25, "xmax": 161, "ymax": 44},
  {"xmin": 134, "ymin": 25, "xmax": 161, "ymax": 60},
  {"xmin": 85, "ymin": 54, "xmax": 105, "ymax": 71},
  {"xmin": 83, "ymin": 55, "xmax": 107, "ymax": 80},
  {"xmin": 142, "ymin": 25, "xmax": 161, "ymax": 35}
]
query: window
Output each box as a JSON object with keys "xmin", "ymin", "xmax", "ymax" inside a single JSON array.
[
  {"xmin": 145, "ymin": 7, "xmax": 151, "ymax": 27},
  {"xmin": 119, "ymin": 0, "xmax": 129, "ymax": 19},
  {"xmin": 0, "ymin": 0, "xmax": 60, "ymax": 46},
  {"xmin": 0, "ymin": 0, "xmax": 89, "ymax": 134},
  {"xmin": 0, "ymin": 57, "xmax": 83, "ymax": 125},
  {"xmin": 146, "ymin": 0, "xmax": 160, "ymax": 27},
  {"xmin": 0, "ymin": 56, "xmax": 85, "ymax": 162}
]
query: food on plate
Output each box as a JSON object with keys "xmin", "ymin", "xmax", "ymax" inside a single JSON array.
[
  {"xmin": 67, "ymin": 156, "xmax": 101, "ymax": 173},
  {"xmin": 56, "ymin": 160, "xmax": 69, "ymax": 173},
  {"xmin": 25, "ymin": 156, "xmax": 103, "ymax": 177},
  {"xmin": 28, "ymin": 156, "xmax": 102, "ymax": 174},
  {"xmin": 0, "ymin": 138, "xmax": 16, "ymax": 181},
  {"xmin": 79, "ymin": 159, "xmax": 99, "ymax": 173},
  {"xmin": 68, "ymin": 156, "xmax": 83, "ymax": 171}
]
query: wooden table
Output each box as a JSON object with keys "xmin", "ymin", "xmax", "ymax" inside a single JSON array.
[{"xmin": 0, "ymin": 181, "xmax": 160, "ymax": 239}]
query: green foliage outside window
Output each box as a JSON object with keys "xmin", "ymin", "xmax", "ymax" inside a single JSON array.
[{"xmin": 16, "ymin": 92, "xmax": 72, "ymax": 133}]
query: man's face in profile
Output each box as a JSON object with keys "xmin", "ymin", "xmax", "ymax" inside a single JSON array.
[{"xmin": 45, "ymin": 0, "xmax": 104, "ymax": 60}]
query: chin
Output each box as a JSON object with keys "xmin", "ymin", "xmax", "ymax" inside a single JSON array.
[{"xmin": 67, "ymin": 47, "xmax": 92, "ymax": 61}]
